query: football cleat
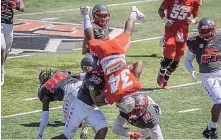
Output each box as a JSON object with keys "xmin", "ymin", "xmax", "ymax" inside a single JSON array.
[
  {"xmin": 163, "ymin": 81, "xmax": 169, "ymax": 89},
  {"xmin": 157, "ymin": 73, "xmax": 164, "ymax": 87},
  {"xmin": 131, "ymin": 6, "xmax": 146, "ymax": 22},
  {"xmin": 202, "ymin": 127, "xmax": 219, "ymax": 139},
  {"xmin": 202, "ymin": 127, "xmax": 210, "ymax": 139},
  {"xmin": 80, "ymin": 6, "xmax": 91, "ymax": 16},
  {"xmin": 210, "ymin": 128, "xmax": 219, "ymax": 139}
]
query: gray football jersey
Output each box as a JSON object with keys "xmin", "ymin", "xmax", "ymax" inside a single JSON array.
[{"xmin": 187, "ymin": 34, "xmax": 221, "ymax": 73}]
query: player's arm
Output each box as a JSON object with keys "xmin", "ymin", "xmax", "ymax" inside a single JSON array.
[
  {"xmin": 112, "ymin": 115, "xmax": 129, "ymax": 137},
  {"xmin": 187, "ymin": 13, "xmax": 199, "ymax": 25},
  {"xmin": 70, "ymin": 72, "xmax": 86, "ymax": 81},
  {"xmin": 158, "ymin": 1, "xmax": 173, "ymax": 27},
  {"xmin": 184, "ymin": 38, "xmax": 196, "ymax": 73},
  {"xmin": 187, "ymin": 0, "xmax": 200, "ymax": 25},
  {"xmin": 15, "ymin": 0, "xmax": 25, "ymax": 12},
  {"xmin": 184, "ymin": 38, "xmax": 198, "ymax": 82},
  {"xmin": 89, "ymin": 89, "xmax": 108, "ymax": 107},
  {"xmin": 112, "ymin": 115, "xmax": 141, "ymax": 139},
  {"xmin": 82, "ymin": 37, "xmax": 89, "ymax": 55},
  {"xmin": 184, "ymin": 48, "xmax": 195, "ymax": 73},
  {"xmin": 37, "ymin": 94, "xmax": 51, "ymax": 139}
]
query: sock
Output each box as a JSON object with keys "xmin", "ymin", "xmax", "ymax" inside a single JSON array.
[
  {"xmin": 128, "ymin": 11, "xmax": 137, "ymax": 20},
  {"xmin": 84, "ymin": 14, "xmax": 92, "ymax": 30},
  {"xmin": 1, "ymin": 64, "xmax": 4, "ymax": 74},
  {"xmin": 38, "ymin": 111, "xmax": 49, "ymax": 136},
  {"xmin": 159, "ymin": 67, "xmax": 166, "ymax": 75},
  {"xmin": 164, "ymin": 70, "xmax": 172, "ymax": 82},
  {"xmin": 208, "ymin": 121, "xmax": 218, "ymax": 130}
]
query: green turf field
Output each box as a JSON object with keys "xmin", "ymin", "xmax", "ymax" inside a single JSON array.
[{"xmin": 2, "ymin": 0, "xmax": 221, "ymax": 139}]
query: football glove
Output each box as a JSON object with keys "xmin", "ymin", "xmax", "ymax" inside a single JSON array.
[
  {"xmin": 8, "ymin": 0, "xmax": 16, "ymax": 8},
  {"xmin": 128, "ymin": 132, "xmax": 142, "ymax": 139},
  {"xmin": 190, "ymin": 71, "xmax": 198, "ymax": 83}
]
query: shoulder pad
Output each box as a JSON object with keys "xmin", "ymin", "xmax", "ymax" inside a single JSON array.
[
  {"xmin": 85, "ymin": 74, "xmax": 105, "ymax": 91},
  {"xmin": 187, "ymin": 36, "xmax": 198, "ymax": 49}
]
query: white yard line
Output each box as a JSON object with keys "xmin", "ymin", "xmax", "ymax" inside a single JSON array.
[
  {"xmin": 1, "ymin": 106, "xmax": 62, "ymax": 119},
  {"xmin": 8, "ymin": 55, "xmax": 32, "ymax": 59},
  {"xmin": 138, "ymin": 81, "xmax": 201, "ymax": 94},
  {"xmin": 3, "ymin": 81, "xmax": 201, "ymax": 119},
  {"xmin": 179, "ymin": 108, "xmax": 201, "ymax": 113},
  {"xmin": 41, "ymin": 17, "xmax": 60, "ymax": 21},
  {"xmin": 15, "ymin": 0, "xmax": 159, "ymax": 17},
  {"xmin": 23, "ymin": 97, "xmax": 38, "ymax": 101}
]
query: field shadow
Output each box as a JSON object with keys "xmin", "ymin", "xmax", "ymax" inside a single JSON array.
[
  {"xmin": 20, "ymin": 121, "xmax": 64, "ymax": 127},
  {"xmin": 127, "ymin": 54, "xmax": 162, "ymax": 58},
  {"xmin": 141, "ymin": 87, "xmax": 162, "ymax": 92}
]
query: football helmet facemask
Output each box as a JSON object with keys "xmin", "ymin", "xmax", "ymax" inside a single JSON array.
[
  {"xmin": 92, "ymin": 4, "xmax": 110, "ymax": 27},
  {"xmin": 197, "ymin": 17, "xmax": 216, "ymax": 42},
  {"xmin": 81, "ymin": 54, "xmax": 102, "ymax": 73},
  {"xmin": 116, "ymin": 96, "xmax": 136, "ymax": 114}
]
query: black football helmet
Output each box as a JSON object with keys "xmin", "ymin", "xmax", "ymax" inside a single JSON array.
[
  {"xmin": 197, "ymin": 17, "xmax": 216, "ymax": 42},
  {"xmin": 39, "ymin": 69, "xmax": 56, "ymax": 85},
  {"xmin": 92, "ymin": 4, "xmax": 110, "ymax": 27},
  {"xmin": 81, "ymin": 54, "xmax": 102, "ymax": 73}
]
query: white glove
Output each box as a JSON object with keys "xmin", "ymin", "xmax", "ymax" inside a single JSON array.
[{"xmin": 190, "ymin": 71, "xmax": 198, "ymax": 83}]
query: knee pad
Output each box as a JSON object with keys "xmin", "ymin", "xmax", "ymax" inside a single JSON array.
[
  {"xmin": 97, "ymin": 127, "xmax": 108, "ymax": 135},
  {"xmin": 160, "ymin": 58, "xmax": 173, "ymax": 68},
  {"xmin": 167, "ymin": 61, "xmax": 179, "ymax": 73}
]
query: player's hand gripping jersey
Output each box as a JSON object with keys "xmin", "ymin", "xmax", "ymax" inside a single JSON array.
[{"xmin": 88, "ymin": 33, "xmax": 142, "ymax": 104}]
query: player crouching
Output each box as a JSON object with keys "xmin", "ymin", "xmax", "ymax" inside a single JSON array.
[
  {"xmin": 113, "ymin": 94, "xmax": 164, "ymax": 139},
  {"xmin": 37, "ymin": 69, "xmax": 87, "ymax": 139}
]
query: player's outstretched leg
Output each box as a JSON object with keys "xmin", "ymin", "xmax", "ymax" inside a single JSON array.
[
  {"xmin": 124, "ymin": 6, "xmax": 146, "ymax": 35},
  {"xmin": 80, "ymin": 6, "xmax": 95, "ymax": 41}
]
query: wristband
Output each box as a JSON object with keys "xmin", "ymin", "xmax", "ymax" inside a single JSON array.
[{"xmin": 163, "ymin": 17, "xmax": 169, "ymax": 24}]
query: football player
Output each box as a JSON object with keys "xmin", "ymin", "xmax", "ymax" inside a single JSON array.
[
  {"xmin": 184, "ymin": 17, "xmax": 221, "ymax": 139},
  {"xmin": 51, "ymin": 54, "xmax": 108, "ymax": 139},
  {"xmin": 157, "ymin": 0, "xmax": 201, "ymax": 89},
  {"xmin": 113, "ymin": 94, "xmax": 164, "ymax": 139},
  {"xmin": 80, "ymin": 5, "xmax": 146, "ymax": 104},
  {"xmin": 82, "ymin": 4, "xmax": 110, "ymax": 55},
  {"xmin": 37, "ymin": 69, "xmax": 87, "ymax": 139},
  {"xmin": 1, "ymin": 0, "xmax": 25, "ymax": 86}
]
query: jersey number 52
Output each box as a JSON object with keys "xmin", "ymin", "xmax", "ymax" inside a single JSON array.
[{"xmin": 108, "ymin": 69, "xmax": 133, "ymax": 94}]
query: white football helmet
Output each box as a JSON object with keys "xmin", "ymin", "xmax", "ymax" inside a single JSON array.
[{"xmin": 116, "ymin": 96, "xmax": 136, "ymax": 114}]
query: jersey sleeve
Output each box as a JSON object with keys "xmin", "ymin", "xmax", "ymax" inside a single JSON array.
[
  {"xmin": 88, "ymin": 39, "xmax": 104, "ymax": 57},
  {"xmin": 186, "ymin": 36, "xmax": 197, "ymax": 54},
  {"xmin": 192, "ymin": 0, "xmax": 200, "ymax": 15},
  {"xmin": 161, "ymin": 0, "xmax": 170, "ymax": 9}
]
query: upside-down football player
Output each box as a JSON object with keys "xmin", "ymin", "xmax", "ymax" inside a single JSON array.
[
  {"xmin": 157, "ymin": 0, "xmax": 201, "ymax": 89},
  {"xmin": 184, "ymin": 17, "xmax": 221, "ymax": 139},
  {"xmin": 113, "ymin": 94, "xmax": 164, "ymax": 139},
  {"xmin": 82, "ymin": 4, "xmax": 110, "ymax": 55},
  {"xmin": 51, "ymin": 54, "xmax": 108, "ymax": 139},
  {"xmin": 80, "ymin": 5, "xmax": 146, "ymax": 105},
  {"xmin": 36, "ymin": 69, "xmax": 88, "ymax": 139}
]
